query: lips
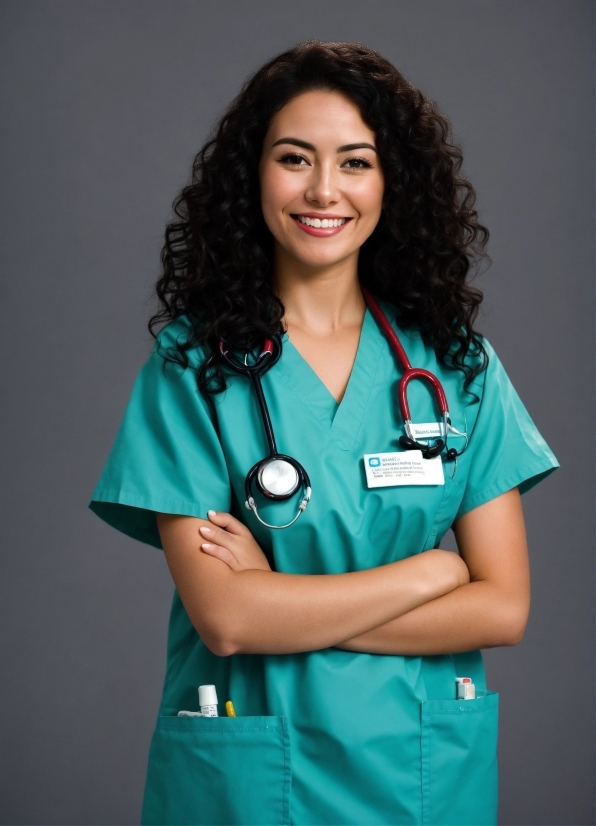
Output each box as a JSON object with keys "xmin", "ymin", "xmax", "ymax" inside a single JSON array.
[{"xmin": 291, "ymin": 214, "xmax": 353, "ymax": 237}]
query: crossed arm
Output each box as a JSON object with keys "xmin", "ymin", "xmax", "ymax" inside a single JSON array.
[
  {"xmin": 334, "ymin": 489, "xmax": 530, "ymax": 655},
  {"xmin": 156, "ymin": 487, "xmax": 530, "ymax": 658}
]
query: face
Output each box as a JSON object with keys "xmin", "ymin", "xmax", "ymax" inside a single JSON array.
[{"xmin": 258, "ymin": 89, "xmax": 385, "ymax": 271}]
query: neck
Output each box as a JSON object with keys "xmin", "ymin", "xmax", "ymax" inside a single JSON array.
[{"xmin": 272, "ymin": 244, "xmax": 366, "ymax": 336}]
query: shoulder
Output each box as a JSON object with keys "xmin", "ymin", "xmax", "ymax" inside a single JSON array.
[
  {"xmin": 464, "ymin": 336, "xmax": 507, "ymax": 394},
  {"xmin": 152, "ymin": 314, "xmax": 208, "ymax": 371}
]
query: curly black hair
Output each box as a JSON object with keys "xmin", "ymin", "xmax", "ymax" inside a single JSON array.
[{"xmin": 149, "ymin": 40, "xmax": 491, "ymax": 402}]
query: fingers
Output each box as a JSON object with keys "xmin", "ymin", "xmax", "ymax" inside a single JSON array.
[
  {"xmin": 207, "ymin": 510, "xmax": 249, "ymax": 536},
  {"xmin": 201, "ymin": 542, "xmax": 240, "ymax": 571},
  {"xmin": 199, "ymin": 523, "xmax": 236, "ymax": 549}
]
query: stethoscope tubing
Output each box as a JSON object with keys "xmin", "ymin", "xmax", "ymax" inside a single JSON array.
[
  {"xmin": 361, "ymin": 286, "xmax": 449, "ymax": 421},
  {"xmin": 220, "ymin": 336, "xmax": 312, "ymax": 530},
  {"xmin": 218, "ymin": 288, "xmax": 468, "ymax": 529}
]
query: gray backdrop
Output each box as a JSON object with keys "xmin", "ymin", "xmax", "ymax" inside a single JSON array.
[{"xmin": 1, "ymin": 1, "xmax": 593, "ymax": 824}]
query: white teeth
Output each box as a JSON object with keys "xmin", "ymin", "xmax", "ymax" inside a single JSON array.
[{"xmin": 298, "ymin": 216, "xmax": 347, "ymax": 228}]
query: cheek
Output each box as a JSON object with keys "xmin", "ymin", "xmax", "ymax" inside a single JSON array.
[
  {"xmin": 260, "ymin": 167, "xmax": 297, "ymax": 228},
  {"xmin": 354, "ymin": 178, "xmax": 384, "ymax": 223}
]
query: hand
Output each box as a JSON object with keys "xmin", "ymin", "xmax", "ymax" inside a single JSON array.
[{"xmin": 199, "ymin": 511, "xmax": 272, "ymax": 572}]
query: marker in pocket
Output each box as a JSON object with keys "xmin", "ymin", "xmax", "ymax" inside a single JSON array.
[{"xmin": 455, "ymin": 677, "xmax": 476, "ymax": 699}]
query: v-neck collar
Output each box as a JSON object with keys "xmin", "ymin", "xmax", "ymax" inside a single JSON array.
[{"xmin": 272, "ymin": 298, "xmax": 392, "ymax": 452}]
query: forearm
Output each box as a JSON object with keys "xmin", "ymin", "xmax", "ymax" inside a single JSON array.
[
  {"xmin": 226, "ymin": 550, "xmax": 466, "ymax": 656},
  {"xmin": 334, "ymin": 579, "xmax": 528, "ymax": 655}
]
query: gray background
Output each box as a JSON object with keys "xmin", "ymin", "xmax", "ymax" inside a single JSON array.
[{"xmin": 1, "ymin": 1, "xmax": 593, "ymax": 823}]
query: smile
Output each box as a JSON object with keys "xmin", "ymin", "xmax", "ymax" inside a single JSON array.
[{"xmin": 291, "ymin": 214, "xmax": 352, "ymax": 237}]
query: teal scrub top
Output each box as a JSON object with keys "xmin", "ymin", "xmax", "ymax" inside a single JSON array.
[{"xmin": 89, "ymin": 297, "xmax": 559, "ymax": 826}]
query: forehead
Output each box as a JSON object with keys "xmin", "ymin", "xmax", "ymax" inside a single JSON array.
[{"xmin": 265, "ymin": 89, "xmax": 376, "ymax": 145}]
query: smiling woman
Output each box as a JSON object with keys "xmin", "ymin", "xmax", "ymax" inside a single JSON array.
[
  {"xmin": 259, "ymin": 92, "xmax": 384, "ymax": 260},
  {"xmin": 258, "ymin": 88, "xmax": 386, "ymax": 404},
  {"xmin": 88, "ymin": 41, "xmax": 559, "ymax": 826}
]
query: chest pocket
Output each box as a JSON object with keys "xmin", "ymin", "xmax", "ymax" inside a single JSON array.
[{"xmin": 141, "ymin": 714, "xmax": 291, "ymax": 826}]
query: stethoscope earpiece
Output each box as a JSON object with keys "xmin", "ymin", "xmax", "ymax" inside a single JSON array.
[
  {"xmin": 398, "ymin": 435, "xmax": 419, "ymax": 451},
  {"xmin": 399, "ymin": 435, "xmax": 445, "ymax": 460},
  {"xmin": 423, "ymin": 439, "xmax": 445, "ymax": 459}
]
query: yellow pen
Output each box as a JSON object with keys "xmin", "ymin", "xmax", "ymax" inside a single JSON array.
[{"xmin": 225, "ymin": 700, "xmax": 236, "ymax": 717}]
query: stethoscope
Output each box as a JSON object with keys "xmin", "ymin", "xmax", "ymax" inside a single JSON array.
[
  {"xmin": 361, "ymin": 287, "xmax": 468, "ymax": 462},
  {"xmin": 219, "ymin": 331, "xmax": 311, "ymax": 530},
  {"xmin": 219, "ymin": 286, "xmax": 468, "ymax": 530}
]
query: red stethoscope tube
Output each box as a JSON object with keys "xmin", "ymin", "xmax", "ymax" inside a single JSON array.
[{"xmin": 361, "ymin": 286, "xmax": 449, "ymax": 422}]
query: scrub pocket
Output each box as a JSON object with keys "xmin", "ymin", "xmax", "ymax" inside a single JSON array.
[
  {"xmin": 140, "ymin": 714, "xmax": 291, "ymax": 826},
  {"xmin": 421, "ymin": 690, "xmax": 499, "ymax": 826}
]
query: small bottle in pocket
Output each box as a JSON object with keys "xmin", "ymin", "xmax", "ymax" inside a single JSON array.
[
  {"xmin": 455, "ymin": 677, "xmax": 476, "ymax": 699},
  {"xmin": 199, "ymin": 684, "xmax": 219, "ymax": 716},
  {"xmin": 177, "ymin": 684, "xmax": 220, "ymax": 716}
]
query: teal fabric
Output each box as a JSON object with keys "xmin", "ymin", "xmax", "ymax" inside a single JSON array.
[
  {"xmin": 421, "ymin": 691, "xmax": 499, "ymax": 825},
  {"xmin": 89, "ymin": 298, "xmax": 559, "ymax": 825},
  {"xmin": 142, "ymin": 714, "xmax": 291, "ymax": 825}
]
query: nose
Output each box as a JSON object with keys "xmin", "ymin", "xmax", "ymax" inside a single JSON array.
[{"xmin": 304, "ymin": 161, "xmax": 340, "ymax": 208}]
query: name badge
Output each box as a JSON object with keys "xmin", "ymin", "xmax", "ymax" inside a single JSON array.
[
  {"xmin": 409, "ymin": 422, "xmax": 467, "ymax": 443},
  {"xmin": 409, "ymin": 422, "xmax": 444, "ymax": 442},
  {"xmin": 363, "ymin": 451, "xmax": 445, "ymax": 488}
]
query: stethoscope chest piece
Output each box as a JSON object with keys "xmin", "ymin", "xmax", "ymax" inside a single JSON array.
[
  {"xmin": 257, "ymin": 456, "xmax": 300, "ymax": 499},
  {"xmin": 219, "ymin": 336, "xmax": 312, "ymax": 529},
  {"xmin": 244, "ymin": 452, "xmax": 311, "ymax": 528}
]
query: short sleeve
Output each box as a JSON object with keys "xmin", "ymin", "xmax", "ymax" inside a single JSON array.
[
  {"xmin": 454, "ymin": 338, "xmax": 559, "ymax": 520},
  {"xmin": 88, "ymin": 318, "xmax": 231, "ymax": 549}
]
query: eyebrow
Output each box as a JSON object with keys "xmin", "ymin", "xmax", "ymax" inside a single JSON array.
[{"xmin": 271, "ymin": 137, "xmax": 377, "ymax": 153}]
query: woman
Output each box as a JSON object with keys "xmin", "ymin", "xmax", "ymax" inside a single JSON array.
[{"xmin": 89, "ymin": 41, "xmax": 559, "ymax": 825}]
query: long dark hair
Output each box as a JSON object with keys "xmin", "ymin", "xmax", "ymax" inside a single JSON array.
[{"xmin": 149, "ymin": 40, "xmax": 490, "ymax": 402}]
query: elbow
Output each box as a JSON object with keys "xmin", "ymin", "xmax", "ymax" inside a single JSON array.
[
  {"xmin": 503, "ymin": 617, "xmax": 528, "ymax": 647},
  {"xmin": 187, "ymin": 573, "xmax": 263, "ymax": 657},
  {"xmin": 189, "ymin": 615, "xmax": 240, "ymax": 658},
  {"xmin": 498, "ymin": 605, "xmax": 530, "ymax": 647},
  {"xmin": 200, "ymin": 627, "xmax": 238, "ymax": 658},
  {"xmin": 208, "ymin": 637, "xmax": 238, "ymax": 657}
]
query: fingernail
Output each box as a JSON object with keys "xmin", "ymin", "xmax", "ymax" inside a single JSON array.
[
  {"xmin": 199, "ymin": 526, "xmax": 212, "ymax": 535},
  {"xmin": 202, "ymin": 543, "xmax": 213, "ymax": 549},
  {"xmin": 208, "ymin": 510, "xmax": 217, "ymax": 516}
]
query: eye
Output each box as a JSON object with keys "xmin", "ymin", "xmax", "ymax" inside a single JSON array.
[
  {"xmin": 342, "ymin": 157, "xmax": 373, "ymax": 170},
  {"xmin": 278, "ymin": 153, "xmax": 309, "ymax": 166}
]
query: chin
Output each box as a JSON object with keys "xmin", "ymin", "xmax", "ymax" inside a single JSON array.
[
  {"xmin": 297, "ymin": 255, "xmax": 351, "ymax": 269},
  {"xmin": 289, "ymin": 245, "xmax": 356, "ymax": 269}
]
